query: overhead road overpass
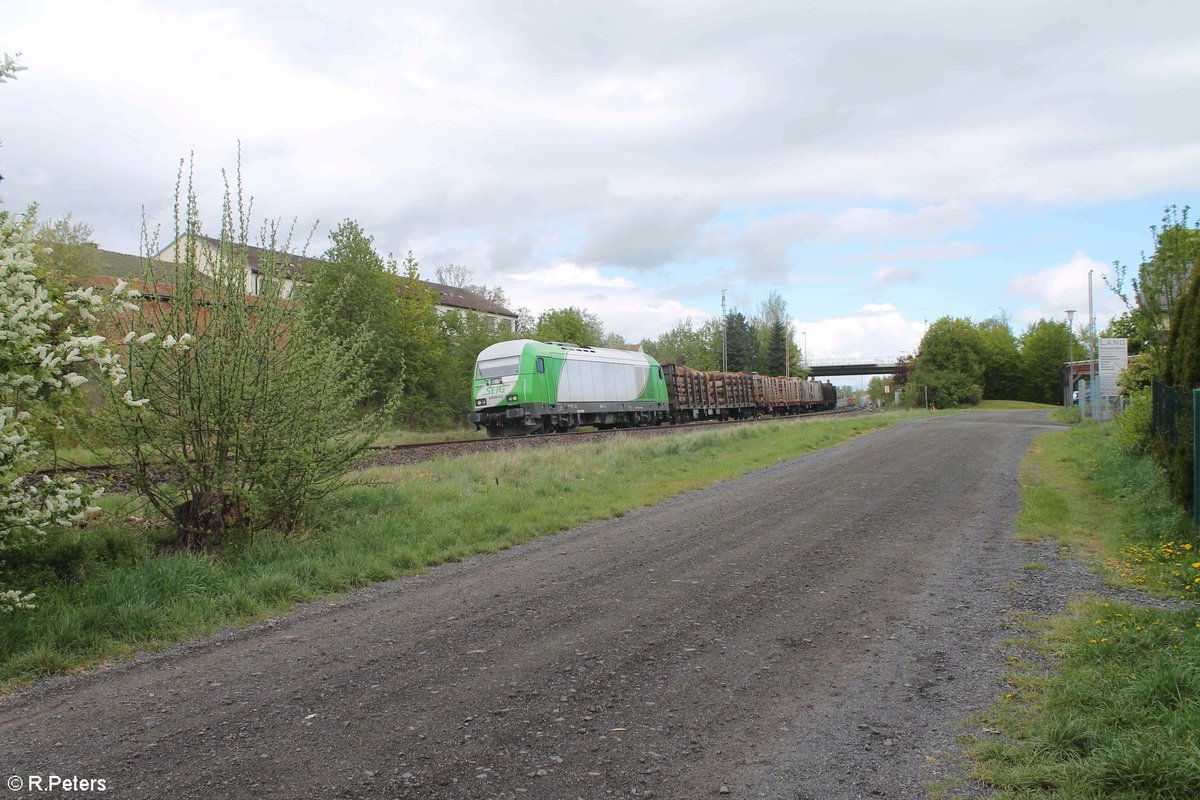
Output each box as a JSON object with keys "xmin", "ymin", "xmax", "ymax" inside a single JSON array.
[{"xmin": 805, "ymin": 357, "xmax": 901, "ymax": 378}]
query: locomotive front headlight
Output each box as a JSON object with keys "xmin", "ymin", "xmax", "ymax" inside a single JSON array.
[{"xmin": 506, "ymin": 394, "xmax": 519, "ymax": 402}]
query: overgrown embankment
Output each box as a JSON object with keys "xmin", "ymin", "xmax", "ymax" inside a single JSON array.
[
  {"xmin": 0, "ymin": 413, "xmax": 903, "ymax": 691},
  {"xmin": 973, "ymin": 422, "xmax": 1200, "ymax": 798}
]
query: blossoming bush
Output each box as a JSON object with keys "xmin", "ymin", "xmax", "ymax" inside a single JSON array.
[
  {"xmin": 0, "ymin": 210, "xmax": 140, "ymax": 612},
  {"xmin": 90, "ymin": 162, "xmax": 378, "ymax": 547}
]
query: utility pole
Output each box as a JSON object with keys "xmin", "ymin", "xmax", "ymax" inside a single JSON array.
[
  {"xmin": 721, "ymin": 289, "xmax": 728, "ymax": 372},
  {"xmin": 785, "ymin": 323, "xmax": 791, "ymax": 377}
]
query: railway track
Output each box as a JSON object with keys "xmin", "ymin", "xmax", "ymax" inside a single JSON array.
[
  {"xmin": 360, "ymin": 404, "xmax": 869, "ymax": 469},
  {"xmin": 33, "ymin": 405, "xmax": 871, "ymax": 484}
]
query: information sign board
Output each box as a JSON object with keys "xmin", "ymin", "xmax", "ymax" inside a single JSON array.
[{"xmin": 1098, "ymin": 337, "xmax": 1128, "ymax": 399}]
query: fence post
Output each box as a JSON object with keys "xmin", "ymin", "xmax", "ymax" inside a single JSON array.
[{"xmin": 1194, "ymin": 389, "xmax": 1199, "ymax": 529}]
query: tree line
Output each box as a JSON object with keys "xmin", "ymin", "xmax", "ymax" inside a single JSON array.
[
  {"xmin": 1106, "ymin": 206, "xmax": 1200, "ymax": 511},
  {"xmin": 635, "ymin": 291, "xmax": 803, "ymax": 377},
  {"xmin": 896, "ymin": 314, "xmax": 1083, "ymax": 408}
]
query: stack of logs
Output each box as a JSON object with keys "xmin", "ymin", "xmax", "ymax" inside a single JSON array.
[
  {"xmin": 757, "ymin": 375, "xmax": 806, "ymax": 406},
  {"xmin": 662, "ymin": 364, "xmax": 756, "ymax": 410}
]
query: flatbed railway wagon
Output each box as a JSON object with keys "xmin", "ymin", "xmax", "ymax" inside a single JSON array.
[
  {"xmin": 468, "ymin": 339, "xmax": 670, "ymax": 436},
  {"xmin": 755, "ymin": 373, "xmax": 839, "ymax": 414},
  {"xmin": 661, "ymin": 363, "xmax": 757, "ymax": 423}
]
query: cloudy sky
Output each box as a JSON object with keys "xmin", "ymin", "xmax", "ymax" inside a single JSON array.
[{"xmin": 4, "ymin": 0, "xmax": 1199, "ymax": 364}]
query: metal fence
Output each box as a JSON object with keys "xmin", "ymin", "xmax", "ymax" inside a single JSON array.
[
  {"xmin": 1151, "ymin": 379, "xmax": 1200, "ymax": 526},
  {"xmin": 1151, "ymin": 378, "xmax": 1186, "ymax": 445}
]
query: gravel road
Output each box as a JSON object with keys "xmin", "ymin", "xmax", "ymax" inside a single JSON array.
[{"xmin": 0, "ymin": 410, "xmax": 1149, "ymax": 799}]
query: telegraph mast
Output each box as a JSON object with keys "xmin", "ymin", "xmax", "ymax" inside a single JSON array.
[{"xmin": 721, "ymin": 289, "xmax": 728, "ymax": 372}]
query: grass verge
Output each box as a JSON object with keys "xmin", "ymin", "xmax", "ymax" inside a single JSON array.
[
  {"xmin": 0, "ymin": 412, "xmax": 908, "ymax": 691},
  {"xmin": 976, "ymin": 400, "xmax": 1062, "ymax": 412},
  {"xmin": 972, "ymin": 422, "xmax": 1200, "ymax": 798}
]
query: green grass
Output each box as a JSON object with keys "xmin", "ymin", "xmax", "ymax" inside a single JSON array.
[
  {"xmin": 1046, "ymin": 406, "xmax": 1082, "ymax": 425},
  {"xmin": 974, "ymin": 601, "xmax": 1200, "ymax": 798},
  {"xmin": 0, "ymin": 412, "xmax": 911, "ymax": 690},
  {"xmin": 976, "ymin": 399, "xmax": 1063, "ymax": 412},
  {"xmin": 972, "ymin": 422, "xmax": 1200, "ymax": 798},
  {"xmin": 1016, "ymin": 424, "xmax": 1198, "ymax": 597}
]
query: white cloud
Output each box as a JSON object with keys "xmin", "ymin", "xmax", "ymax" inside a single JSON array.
[
  {"xmin": 501, "ymin": 264, "xmax": 706, "ymax": 342},
  {"xmin": 1005, "ymin": 251, "xmax": 1124, "ymax": 329},
  {"xmin": 6, "ymin": 0, "xmax": 1199, "ymax": 348},
  {"xmin": 860, "ymin": 241, "xmax": 986, "ymax": 264},
  {"xmin": 870, "ymin": 267, "xmax": 926, "ymax": 288},
  {"xmin": 796, "ymin": 305, "xmax": 926, "ymax": 362},
  {"xmin": 826, "ymin": 202, "xmax": 980, "ymax": 243},
  {"xmin": 508, "ymin": 262, "xmax": 634, "ymax": 289}
]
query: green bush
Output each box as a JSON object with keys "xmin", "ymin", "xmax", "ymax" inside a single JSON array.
[{"xmin": 1113, "ymin": 388, "xmax": 1152, "ymax": 455}]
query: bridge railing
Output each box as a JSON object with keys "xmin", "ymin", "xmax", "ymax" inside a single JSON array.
[{"xmin": 805, "ymin": 356, "xmax": 899, "ymax": 368}]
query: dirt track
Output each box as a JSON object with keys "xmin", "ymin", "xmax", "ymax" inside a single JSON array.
[{"xmin": 2, "ymin": 411, "xmax": 1090, "ymax": 798}]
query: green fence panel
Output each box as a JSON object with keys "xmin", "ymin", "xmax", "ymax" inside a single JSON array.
[{"xmin": 1153, "ymin": 378, "xmax": 1181, "ymax": 445}]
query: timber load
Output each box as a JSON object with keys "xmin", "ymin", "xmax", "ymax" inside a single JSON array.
[{"xmin": 662, "ymin": 364, "xmax": 757, "ymax": 422}]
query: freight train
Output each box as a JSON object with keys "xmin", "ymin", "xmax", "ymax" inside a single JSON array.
[{"xmin": 468, "ymin": 339, "xmax": 838, "ymax": 437}]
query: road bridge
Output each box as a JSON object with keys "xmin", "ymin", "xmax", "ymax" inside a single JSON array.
[{"xmin": 804, "ymin": 356, "xmax": 902, "ymax": 377}]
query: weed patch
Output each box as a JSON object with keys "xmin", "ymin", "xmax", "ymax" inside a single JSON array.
[
  {"xmin": 974, "ymin": 422, "xmax": 1200, "ymax": 797},
  {"xmin": 975, "ymin": 600, "xmax": 1200, "ymax": 798}
]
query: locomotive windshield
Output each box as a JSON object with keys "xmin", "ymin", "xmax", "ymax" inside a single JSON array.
[{"xmin": 476, "ymin": 355, "xmax": 521, "ymax": 380}]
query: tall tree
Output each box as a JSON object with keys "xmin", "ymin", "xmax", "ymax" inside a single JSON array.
[
  {"xmin": 1101, "ymin": 312, "xmax": 1144, "ymax": 356},
  {"xmin": 434, "ymin": 262, "xmax": 511, "ymax": 310},
  {"xmin": 643, "ymin": 318, "xmax": 709, "ymax": 368},
  {"xmin": 976, "ymin": 315, "xmax": 1023, "ymax": 400},
  {"xmin": 1161, "ymin": 254, "xmax": 1200, "ymax": 510},
  {"xmin": 765, "ymin": 318, "xmax": 789, "ymax": 376},
  {"xmin": 724, "ymin": 311, "xmax": 756, "ymax": 372},
  {"xmin": 534, "ymin": 307, "xmax": 605, "ymax": 347},
  {"xmin": 1019, "ymin": 319, "xmax": 1073, "ymax": 405},
  {"xmin": 393, "ymin": 251, "xmax": 448, "ymax": 424},
  {"xmin": 1107, "ymin": 205, "xmax": 1200, "ymax": 356},
  {"xmin": 434, "ymin": 263, "xmax": 472, "ymax": 287},
  {"xmin": 752, "ymin": 290, "xmax": 798, "ymax": 374},
  {"xmin": 867, "ymin": 375, "xmax": 888, "ymax": 406},
  {"xmin": 301, "ymin": 219, "xmax": 404, "ymax": 403},
  {"xmin": 692, "ymin": 317, "xmax": 723, "ymax": 371},
  {"xmin": 438, "ymin": 308, "xmax": 520, "ymax": 424},
  {"xmin": 30, "ymin": 209, "xmax": 102, "ymax": 292},
  {"xmin": 904, "ymin": 316, "xmax": 985, "ymax": 407}
]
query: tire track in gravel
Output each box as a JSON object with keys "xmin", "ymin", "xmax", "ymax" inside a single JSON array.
[{"xmin": 2, "ymin": 410, "xmax": 1066, "ymax": 799}]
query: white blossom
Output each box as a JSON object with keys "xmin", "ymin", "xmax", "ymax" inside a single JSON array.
[
  {"xmin": 1, "ymin": 210, "xmax": 141, "ymax": 612},
  {"xmin": 121, "ymin": 390, "xmax": 149, "ymax": 408}
]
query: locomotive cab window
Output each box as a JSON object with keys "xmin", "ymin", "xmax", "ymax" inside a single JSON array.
[
  {"xmin": 476, "ymin": 355, "xmax": 520, "ymax": 380},
  {"xmin": 536, "ymin": 357, "xmax": 545, "ymax": 374},
  {"xmin": 657, "ymin": 367, "xmax": 663, "ymax": 379}
]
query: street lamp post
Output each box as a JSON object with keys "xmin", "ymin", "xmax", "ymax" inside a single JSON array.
[
  {"xmin": 801, "ymin": 330, "xmax": 807, "ymax": 368},
  {"xmin": 1066, "ymin": 309, "xmax": 1076, "ymax": 407}
]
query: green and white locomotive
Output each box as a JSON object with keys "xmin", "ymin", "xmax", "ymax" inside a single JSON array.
[{"xmin": 468, "ymin": 339, "xmax": 671, "ymax": 437}]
